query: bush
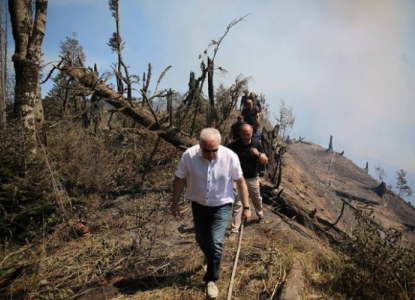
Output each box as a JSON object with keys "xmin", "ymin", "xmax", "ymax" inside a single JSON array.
[
  {"xmin": 0, "ymin": 125, "xmax": 58, "ymax": 242},
  {"xmin": 338, "ymin": 211, "xmax": 415, "ymax": 299}
]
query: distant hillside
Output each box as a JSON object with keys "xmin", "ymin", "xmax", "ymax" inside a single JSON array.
[{"xmin": 284, "ymin": 140, "xmax": 415, "ymax": 243}]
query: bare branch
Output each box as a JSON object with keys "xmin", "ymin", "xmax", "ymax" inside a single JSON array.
[
  {"xmin": 204, "ymin": 14, "xmax": 250, "ymax": 62},
  {"xmin": 143, "ymin": 63, "xmax": 152, "ymax": 95},
  {"xmin": 141, "ymin": 89, "xmax": 160, "ymax": 128},
  {"xmin": 41, "ymin": 61, "xmax": 63, "ymax": 84},
  {"xmin": 153, "ymin": 65, "xmax": 172, "ymax": 96}
]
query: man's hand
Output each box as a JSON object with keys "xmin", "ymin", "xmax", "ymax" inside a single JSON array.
[
  {"xmin": 235, "ymin": 177, "xmax": 251, "ymax": 223},
  {"xmin": 171, "ymin": 202, "xmax": 180, "ymax": 218},
  {"xmin": 242, "ymin": 209, "xmax": 251, "ymax": 222},
  {"xmin": 172, "ymin": 176, "xmax": 186, "ymax": 219},
  {"xmin": 250, "ymin": 147, "xmax": 260, "ymax": 157}
]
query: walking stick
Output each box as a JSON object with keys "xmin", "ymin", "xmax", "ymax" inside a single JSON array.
[{"xmin": 227, "ymin": 219, "xmax": 245, "ymax": 300}]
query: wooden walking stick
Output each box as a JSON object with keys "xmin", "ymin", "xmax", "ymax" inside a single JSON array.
[{"xmin": 227, "ymin": 219, "xmax": 245, "ymax": 300}]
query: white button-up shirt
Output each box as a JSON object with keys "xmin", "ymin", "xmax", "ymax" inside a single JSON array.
[{"xmin": 175, "ymin": 144, "xmax": 243, "ymax": 207}]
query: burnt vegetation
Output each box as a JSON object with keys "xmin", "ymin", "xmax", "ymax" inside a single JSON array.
[{"xmin": 1, "ymin": 2, "xmax": 415, "ymax": 300}]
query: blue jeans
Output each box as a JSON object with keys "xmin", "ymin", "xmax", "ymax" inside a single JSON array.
[{"xmin": 191, "ymin": 201, "xmax": 232, "ymax": 282}]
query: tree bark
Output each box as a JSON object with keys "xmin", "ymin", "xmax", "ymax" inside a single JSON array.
[
  {"xmin": 207, "ymin": 56, "xmax": 214, "ymax": 127},
  {"xmin": 0, "ymin": 0, "xmax": 6, "ymax": 129},
  {"xmin": 9, "ymin": 0, "xmax": 47, "ymax": 132}
]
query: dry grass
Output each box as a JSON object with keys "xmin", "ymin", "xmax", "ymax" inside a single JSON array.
[
  {"xmin": 7, "ymin": 190, "xmax": 412, "ymax": 300},
  {"xmin": 0, "ymin": 192, "xmax": 169, "ymax": 299},
  {"xmin": 0, "ymin": 203, "xmax": 291, "ymax": 299}
]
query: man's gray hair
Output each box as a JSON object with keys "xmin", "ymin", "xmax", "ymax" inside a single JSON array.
[{"xmin": 199, "ymin": 128, "xmax": 222, "ymax": 144}]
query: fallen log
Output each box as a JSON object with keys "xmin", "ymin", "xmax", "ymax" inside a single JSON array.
[{"xmin": 259, "ymin": 179, "xmax": 349, "ymax": 244}]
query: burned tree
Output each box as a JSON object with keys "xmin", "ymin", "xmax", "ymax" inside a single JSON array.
[
  {"xmin": 207, "ymin": 56, "xmax": 216, "ymax": 127},
  {"xmin": 260, "ymin": 124, "xmax": 286, "ymax": 188},
  {"xmin": 8, "ymin": 0, "xmax": 47, "ymax": 133},
  {"xmin": 108, "ymin": 0, "xmax": 137, "ymax": 100},
  {"xmin": 327, "ymin": 135, "xmax": 333, "ymax": 152},
  {"xmin": 55, "ymin": 57, "xmax": 194, "ymax": 150},
  {"xmin": 176, "ymin": 15, "xmax": 249, "ymax": 136},
  {"xmin": 0, "ymin": 0, "xmax": 8, "ymax": 129}
]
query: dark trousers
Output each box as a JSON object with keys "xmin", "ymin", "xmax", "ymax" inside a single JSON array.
[{"xmin": 191, "ymin": 201, "xmax": 231, "ymax": 282}]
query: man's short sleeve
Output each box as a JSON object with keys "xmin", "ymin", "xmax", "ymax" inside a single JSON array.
[
  {"xmin": 175, "ymin": 152, "xmax": 189, "ymax": 179},
  {"xmin": 255, "ymin": 139, "xmax": 264, "ymax": 153},
  {"xmin": 231, "ymin": 153, "xmax": 243, "ymax": 180}
]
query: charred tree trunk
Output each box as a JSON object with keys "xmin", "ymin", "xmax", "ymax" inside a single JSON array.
[
  {"xmin": 178, "ymin": 71, "xmax": 197, "ymax": 131},
  {"xmin": 261, "ymin": 126, "xmax": 276, "ymax": 179},
  {"xmin": 262, "ymin": 125, "xmax": 286, "ymax": 187},
  {"xmin": 207, "ymin": 56, "xmax": 215, "ymax": 127},
  {"xmin": 0, "ymin": 0, "xmax": 7, "ymax": 129},
  {"xmin": 261, "ymin": 128, "xmax": 278, "ymax": 179},
  {"xmin": 190, "ymin": 91, "xmax": 201, "ymax": 137},
  {"xmin": 364, "ymin": 162, "xmax": 369, "ymax": 173},
  {"xmin": 9, "ymin": 0, "xmax": 47, "ymax": 133},
  {"xmin": 167, "ymin": 89, "xmax": 173, "ymax": 127},
  {"xmin": 142, "ymin": 64, "xmax": 152, "ymax": 107},
  {"xmin": 327, "ymin": 135, "xmax": 333, "ymax": 152},
  {"xmin": 183, "ymin": 71, "xmax": 196, "ymax": 107}
]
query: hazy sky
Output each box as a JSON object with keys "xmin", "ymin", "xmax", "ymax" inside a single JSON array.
[{"xmin": 24, "ymin": 0, "xmax": 415, "ymax": 201}]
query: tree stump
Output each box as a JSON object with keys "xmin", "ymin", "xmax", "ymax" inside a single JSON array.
[
  {"xmin": 375, "ymin": 181, "xmax": 387, "ymax": 198},
  {"xmin": 326, "ymin": 135, "xmax": 333, "ymax": 152}
]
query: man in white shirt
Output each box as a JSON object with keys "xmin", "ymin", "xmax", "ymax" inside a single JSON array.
[{"xmin": 171, "ymin": 128, "xmax": 251, "ymax": 299}]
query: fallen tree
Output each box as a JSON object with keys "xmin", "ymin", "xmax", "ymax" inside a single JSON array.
[{"xmin": 54, "ymin": 58, "xmax": 196, "ymax": 151}]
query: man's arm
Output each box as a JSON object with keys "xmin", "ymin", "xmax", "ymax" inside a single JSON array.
[
  {"xmin": 250, "ymin": 147, "xmax": 269, "ymax": 165},
  {"xmin": 258, "ymin": 152, "xmax": 268, "ymax": 165},
  {"xmin": 235, "ymin": 177, "xmax": 251, "ymax": 222},
  {"xmin": 171, "ymin": 176, "xmax": 187, "ymax": 217}
]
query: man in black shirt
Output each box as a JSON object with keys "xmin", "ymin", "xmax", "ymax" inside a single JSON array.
[
  {"xmin": 228, "ymin": 124, "xmax": 268, "ymax": 235},
  {"xmin": 241, "ymin": 99, "xmax": 259, "ymax": 126},
  {"xmin": 229, "ymin": 115, "xmax": 244, "ymax": 143},
  {"xmin": 239, "ymin": 90, "xmax": 249, "ymax": 111}
]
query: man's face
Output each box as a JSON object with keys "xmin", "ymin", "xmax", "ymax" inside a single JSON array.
[
  {"xmin": 237, "ymin": 117, "xmax": 243, "ymax": 123},
  {"xmin": 240, "ymin": 126, "xmax": 253, "ymax": 145},
  {"xmin": 200, "ymin": 139, "xmax": 219, "ymax": 162},
  {"xmin": 247, "ymin": 101, "xmax": 253, "ymax": 109}
]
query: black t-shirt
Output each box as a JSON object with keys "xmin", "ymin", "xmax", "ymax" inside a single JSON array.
[
  {"xmin": 241, "ymin": 107, "xmax": 258, "ymax": 125},
  {"xmin": 228, "ymin": 138, "xmax": 264, "ymax": 179},
  {"xmin": 231, "ymin": 121, "xmax": 243, "ymax": 140},
  {"xmin": 240, "ymin": 95, "xmax": 249, "ymax": 109}
]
